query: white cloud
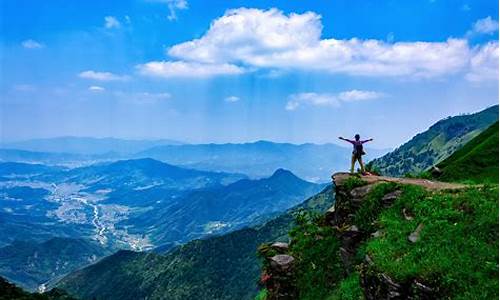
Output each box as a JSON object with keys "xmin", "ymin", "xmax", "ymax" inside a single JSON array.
[
  {"xmin": 338, "ymin": 90, "xmax": 385, "ymax": 102},
  {"xmin": 88, "ymin": 86, "xmax": 105, "ymax": 92},
  {"xmin": 141, "ymin": 8, "xmax": 497, "ymax": 81},
  {"xmin": 136, "ymin": 61, "xmax": 244, "ymax": 78},
  {"xmin": 286, "ymin": 90, "xmax": 384, "ymax": 111},
  {"xmin": 79, "ymin": 70, "xmax": 129, "ymax": 81},
  {"xmin": 468, "ymin": 16, "xmax": 499, "ymax": 36},
  {"xmin": 167, "ymin": 0, "xmax": 188, "ymax": 21},
  {"xmin": 163, "ymin": 8, "xmax": 475, "ymax": 79},
  {"xmin": 104, "ymin": 16, "xmax": 121, "ymax": 29},
  {"xmin": 466, "ymin": 41, "xmax": 499, "ymax": 82},
  {"xmin": 225, "ymin": 96, "xmax": 240, "ymax": 102},
  {"xmin": 22, "ymin": 39, "xmax": 44, "ymax": 49}
]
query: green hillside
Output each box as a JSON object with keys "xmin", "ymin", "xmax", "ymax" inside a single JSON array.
[
  {"xmin": 56, "ymin": 186, "xmax": 334, "ymax": 300},
  {"xmin": 0, "ymin": 276, "xmax": 76, "ymax": 300},
  {"xmin": 432, "ymin": 121, "xmax": 499, "ymax": 183},
  {"xmin": 369, "ymin": 105, "xmax": 498, "ymax": 177}
]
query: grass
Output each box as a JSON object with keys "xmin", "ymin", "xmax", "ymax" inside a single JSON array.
[
  {"xmin": 254, "ymin": 289, "xmax": 267, "ymax": 300},
  {"xmin": 353, "ymin": 182, "xmax": 399, "ymax": 232},
  {"xmin": 365, "ymin": 184, "xmax": 499, "ymax": 299},
  {"xmin": 434, "ymin": 121, "xmax": 499, "ymax": 184},
  {"xmin": 326, "ymin": 272, "xmax": 363, "ymax": 300},
  {"xmin": 341, "ymin": 176, "xmax": 368, "ymax": 191},
  {"xmin": 289, "ymin": 211, "xmax": 343, "ymax": 300}
]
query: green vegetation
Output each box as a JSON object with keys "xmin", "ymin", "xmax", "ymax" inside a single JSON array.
[
  {"xmin": 432, "ymin": 121, "xmax": 499, "ymax": 184},
  {"xmin": 366, "ymin": 185, "xmax": 498, "ymax": 299},
  {"xmin": 341, "ymin": 176, "xmax": 367, "ymax": 190},
  {"xmin": 57, "ymin": 186, "xmax": 335, "ymax": 300},
  {"xmin": 289, "ymin": 211, "xmax": 342, "ymax": 300},
  {"xmin": 327, "ymin": 273, "xmax": 363, "ymax": 300},
  {"xmin": 0, "ymin": 276, "xmax": 76, "ymax": 300},
  {"xmin": 369, "ymin": 105, "xmax": 498, "ymax": 176},
  {"xmin": 353, "ymin": 183, "xmax": 398, "ymax": 231}
]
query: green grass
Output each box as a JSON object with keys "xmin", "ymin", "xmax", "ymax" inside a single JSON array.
[
  {"xmin": 289, "ymin": 211, "xmax": 343, "ymax": 300},
  {"xmin": 434, "ymin": 121, "xmax": 499, "ymax": 184},
  {"xmin": 365, "ymin": 184, "xmax": 499, "ymax": 299},
  {"xmin": 341, "ymin": 176, "xmax": 368, "ymax": 191},
  {"xmin": 254, "ymin": 289, "xmax": 267, "ymax": 300},
  {"xmin": 353, "ymin": 182, "xmax": 398, "ymax": 232},
  {"xmin": 326, "ymin": 273, "xmax": 363, "ymax": 300}
]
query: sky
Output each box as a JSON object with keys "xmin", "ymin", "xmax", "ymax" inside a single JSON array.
[{"xmin": 0, "ymin": 0, "xmax": 498, "ymax": 148}]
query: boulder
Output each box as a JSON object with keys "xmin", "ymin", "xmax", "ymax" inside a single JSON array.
[
  {"xmin": 270, "ymin": 242, "xmax": 289, "ymax": 253},
  {"xmin": 269, "ymin": 255, "xmax": 295, "ymax": 272},
  {"xmin": 381, "ymin": 190, "xmax": 402, "ymax": 207}
]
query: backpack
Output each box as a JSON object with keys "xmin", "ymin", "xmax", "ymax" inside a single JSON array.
[{"xmin": 354, "ymin": 142, "xmax": 365, "ymax": 156}]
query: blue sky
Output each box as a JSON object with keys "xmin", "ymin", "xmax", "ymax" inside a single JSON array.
[{"xmin": 0, "ymin": 0, "xmax": 498, "ymax": 148}]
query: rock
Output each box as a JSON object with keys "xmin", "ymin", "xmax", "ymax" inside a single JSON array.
[
  {"xmin": 347, "ymin": 225, "xmax": 359, "ymax": 232},
  {"xmin": 371, "ymin": 230, "xmax": 383, "ymax": 238},
  {"xmin": 402, "ymin": 208, "xmax": 414, "ymax": 221},
  {"xmin": 430, "ymin": 166, "xmax": 443, "ymax": 176},
  {"xmin": 408, "ymin": 224, "xmax": 424, "ymax": 243},
  {"xmin": 269, "ymin": 255, "xmax": 295, "ymax": 272},
  {"xmin": 350, "ymin": 184, "xmax": 377, "ymax": 199},
  {"xmin": 270, "ymin": 242, "xmax": 289, "ymax": 253},
  {"xmin": 381, "ymin": 190, "xmax": 402, "ymax": 207},
  {"xmin": 365, "ymin": 254, "xmax": 375, "ymax": 266}
]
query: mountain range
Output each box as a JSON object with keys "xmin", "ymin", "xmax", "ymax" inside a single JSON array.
[
  {"xmin": 55, "ymin": 186, "xmax": 334, "ymax": 300},
  {"xmin": 369, "ymin": 105, "xmax": 498, "ymax": 176}
]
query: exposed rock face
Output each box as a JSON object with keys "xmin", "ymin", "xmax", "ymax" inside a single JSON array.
[{"xmin": 259, "ymin": 244, "xmax": 297, "ymax": 300}]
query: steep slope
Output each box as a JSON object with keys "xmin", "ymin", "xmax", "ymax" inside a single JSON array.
[
  {"xmin": 56, "ymin": 186, "xmax": 334, "ymax": 300},
  {"xmin": 136, "ymin": 141, "xmax": 388, "ymax": 182},
  {"xmin": 369, "ymin": 105, "xmax": 498, "ymax": 176},
  {"xmin": 131, "ymin": 168, "xmax": 325, "ymax": 245},
  {"xmin": 432, "ymin": 121, "xmax": 498, "ymax": 183},
  {"xmin": 260, "ymin": 173, "xmax": 498, "ymax": 300},
  {"xmin": 0, "ymin": 238, "xmax": 110, "ymax": 292},
  {"xmin": 0, "ymin": 276, "xmax": 76, "ymax": 300}
]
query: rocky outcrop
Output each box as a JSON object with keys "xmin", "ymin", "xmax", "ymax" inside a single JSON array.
[
  {"xmin": 258, "ymin": 243, "xmax": 297, "ymax": 300},
  {"xmin": 259, "ymin": 172, "xmax": 460, "ymax": 299}
]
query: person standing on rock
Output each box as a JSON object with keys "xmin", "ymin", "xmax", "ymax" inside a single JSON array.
[{"xmin": 338, "ymin": 134, "xmax": 374, "ymax": 174}]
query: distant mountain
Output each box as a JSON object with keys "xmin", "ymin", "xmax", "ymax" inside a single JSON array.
[
  {"xmin": 431, "ymin": 121, "xmax": 499, "ymax": 183},
  {"xmin": 127, "ymin": 168, "xmax": 325, "ymax": 245},
  {"xmin": 56, "ymin": 186, "xmax": 334, "ymax": 300},
  {"xmin": 136, "ymin": 141, "xmax": 388, "ymax": 182},
  {"xmin": 0, "ymin": 148, "xmax": 118, "ymax": 167},
  {"xmin": 66, "ymin": 158, "xmax": 246, "ymax": 191},
  {"xmin": 0, "ymin": 238, "xmax": 110, "ymax": 292},
  {"xmin": 2, "ymin": 137, "xmax": 183, "ymax": 155},
  {"xmin": 0, "ymin": 276, "xmax": 76, "ymax": 300},
  {"xmin": 369, "ymin": 105, "xmax": 499, "ymax": 176}
]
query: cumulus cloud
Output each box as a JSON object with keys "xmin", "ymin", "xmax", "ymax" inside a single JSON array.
[
  {"xmin": 88, "ymin": 86, "xmax": 105, "ymax": 92},
  {"xmin": 224, "ymin": 96, "xmax": 240, "ymax": 102},
  {"xmin": 136, "ymin": 61, "xmax": 244, "ymax": 78},
  {"xmin": 104, "ymin": 16, "xmax": 121, "ymax": 29},
  {"xmin": 22, "ymin": 39, "xmax": 44, "ymax": 49},
  {"xmin": 79, "ymin": 70, "xmax": 129, "ymax": 81},
  {"xmin": 286, "ymin": 90, "xmax": 384, "ymax": 111},
  {"xmin": 467, "ymin": 16, "xmax": 499, "ymax": 36},
  {"xmin": 140, "ymin": 8, "xmax": 498, "ymax": 81},
  {"xmin": 466, "ymin": 41, "xmax": 499, "ymax": 82}
]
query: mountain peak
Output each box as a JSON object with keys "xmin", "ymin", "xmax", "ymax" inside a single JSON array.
[{"xmin": 270, "ymin": 168, "xmax": 297, "ymax": 179}]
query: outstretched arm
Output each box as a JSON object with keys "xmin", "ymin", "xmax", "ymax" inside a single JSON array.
[
  {"xmin": 338, "ymin": 137, "xmax": 355, "ymax": 144},
  {"xmin": 361, "ymin": 138, "xmax": 374, "ymax": 144}
]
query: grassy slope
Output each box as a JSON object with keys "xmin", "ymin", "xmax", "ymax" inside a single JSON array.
[
  {"xmin": 288, "ymin": 125, "xmax": 499, "ymax": 299},
  {"xmin": 369, "ymin": 105, "xmax": 498, "ymax": 177},
  {"xmin": 57, "ymin": 186, "xmax": 335, "ymax": 300},
  {"xmin": 433, "ymin": 121, "xmax": 499, "ymax": 183}
]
